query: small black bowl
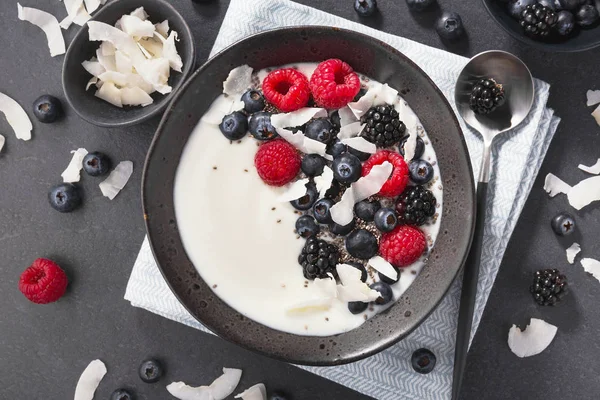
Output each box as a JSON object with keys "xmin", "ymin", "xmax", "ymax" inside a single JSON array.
[
  {"xmin": 62, "ymin": 0, "xmax": 195, "ymax": 127},
  {"xmin": 482, "ymin": 0, "xmax": 600, "ymax": 52}
]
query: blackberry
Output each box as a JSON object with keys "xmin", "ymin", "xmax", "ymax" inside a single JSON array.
[
  {"xmin": 530, "ymin": 269, "xmax": 568, "ymax": 306},
  {"xmin": 519, "ymin": 4, "xmax": 558, "ymax": 38},
  {"xmin": 469, "ymin": 78, "xmax": 505, "ymax": 115},
  {"xmin": 360, "ymin": 105, "xmax": 406, "ymax": 148},
  {"xmin": 396, "ymin": 185, "xmax": 437, "ymax": 226},
  {"xmin": 298, "ymin": 237, "xmax": 340, "ymax": 280}
]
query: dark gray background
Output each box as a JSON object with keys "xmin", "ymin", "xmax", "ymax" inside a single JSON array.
[{"xmin": 1, "ymin": 0, "xmax": 599, "ymax": 399}]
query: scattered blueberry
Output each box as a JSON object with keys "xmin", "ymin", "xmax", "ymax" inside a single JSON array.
[
  {"xmin": 305, "ymin": 118, "xmax": 334, "ymax": 144},
  {"xmin": 411, "ymin": 348, "xmax": 437, "ymax": 374},
  {"xmin": 409, "ymin": 160, "xmax": 434, "ymax": 184},
  {"xmin": 139, "ymin": 359, "xmax": 163, "ymax": 383},
  {"xmin": 508, "ymin": 0, "xmax": 536, "ymax": 19},
  {"xmin": 370, "ymin": 281, "xmax": 394, "ymax": 305},
  {"xmin": 575, "ymin": 4, "xmax": 599, "ymax": 26},
  {"xmin": 48, "ymin": 183, "xmax": 82, "ymax": 213},
  {"xmin": 327, "ymin": 139, "xmax": 348, "ymax": 159},
  {"xmin": 290, "ymin": 182, "xmax": 318, "ymax": 211},
  {"xmin": 270, "ymin": 392, "xmax": 290, "ymax": 400},
  {"xmin": 329, "ymin": 110, "xmax": 341, "ymax": 128},
  {"xmin": 110, "ymin": 389, "xmax": 134, "ymax": 400},
  {"xmin": 332, "ymin": 153, "xmax": 362, "ymax": 184},
  {"xmin": 241, "ymin": 89, "xmax": 265, "ymax": 113},
  {"xmin": 347, "ymin": 261, "xmax": 368, "ymax": 282},
  {"xmin": 354, "ymin": 199, "xmax": 381, "ymax": 222},
  {"xmin": 301, "ymin": 154, "xmax": 326, "ymax": 177},
  {"xmin": 556, "ymin": 10, "xmax": 576, "ymax": 35},
  {"xmin": 379, "ymin": 271, "xmax": 400, "ymax": 285},
  {"xmin": 399, "ymin": 136, "xmax": 425, "ymax": 160},
  {"xmin": 83, "ymin": 151, "xmax": 111, "ymax": 177},
  {"xmin": 374, "ymin": 208, "xmax": 398, "ymax": 232},
  {"xmin": 219, "ymin": 111, "xmax": 248, "ymax": 140},
  {"xmin": 329, "ymin": 218, "xmax": 356, "ymax": 236},
  {"xmin": 354, "ymin": 0, "xmax": 378, "ymax": 17},
  {"xmin": 313, "ymin": 198, "xmax": 335, "ymax": 224},
  {"xmin": 435, "ymin": 12, "xmax": 465, "ymax": 41},
  {"xmin": 406, "ymin": 0, "xmax": 436, "ymax": 11},
  {"xmin": 557, "ymin": 0, "xmax": 579, "ymax": 9},
  {"xmin": 345, "ymin": 229, "xmax": 379, "ymax": 259},
  {"xmin": 348, "ymin": 301, "xmax": 369, "ymax": 314},
  {"xmin": 296, "ymin": 215, "xmax": 320, "ymax": 238},
  {"xmin": 248, "ymin": 111, "xmax": 278, "ymax": 140},
  {"xmin": 551, "ymin": 212, "xmax": 575, "ymax": 236},
  {"xmin": 33, "ymin": 95, "xmax": 62, "ymax": 123}
]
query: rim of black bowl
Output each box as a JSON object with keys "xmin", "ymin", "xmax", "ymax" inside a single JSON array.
[
  {"xmin": 482, "ymin": 0, "xmax": 600, "ymax": 53},
  {"xmin": 142, "ymin": 26, "xmax": 476, "ymax": 366},
  {"xmin": 62, "ymin": 0, "xmax": 196, "ymax": 128}
]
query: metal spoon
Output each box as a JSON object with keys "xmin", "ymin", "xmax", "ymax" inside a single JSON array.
[{"xmin": 451, "ymin": 50, "xmax": 534, "ymax": 400}]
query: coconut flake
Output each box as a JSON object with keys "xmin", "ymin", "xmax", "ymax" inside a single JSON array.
[
  {"xmin": 375, "ymin": 84, "xmax": 399, "ymax": 106},
  {"xmin": 82, "ymin": 59, "xmax": 105, "ymax": 77},
  {"xmin": 507, "ymin": 318, "xmax": 557, "ymax": 358},
  {"xmin": 155, "ymin": 20, "xmax": 169, "ymax": 37},
  {"xmin": 201, "ymin": 97, "xmax": 241, "ymax": 125},
  {"xmin": 313, "ymin": 276, "xmax": 337, "ymax": 298},
  {"xmin": 286, "ymin": 298, "xmax": 333, "ymax": 315},
  {"xmin": 85, "ymin": 77, "xmax": 98, "ymax": 91},
  {"xmin": 581, "ymin": 258, "xmax": 600, "ymax": 283},
  {"xmin": 99, "ymin": 161, "xmax": 133, "ymax": 200},
  {"xmin": 61, "ymin": 148, "xmax": 88, "ymax": 183},
  {"xmin": 223, "ymin": 65, "xmax": 253, "ymax": 97},
  {"xmin": 314, "ymin": 166, "xmax": 334, "ymax": 197},
  {"xmin": 341, "ymin": 137, "xmax": 376, "ymax": 154},
  {"xmin": 586, "ymin": 90, "xmax": 600, "ymax": 106},
  {"xmin": 271, "ymin": 107, "xmax": 327, "ymax": 129},
  {"xmin": 114, "ymin": 50, "xmax": 134, "ymax": 74},
  {"xmin": 161, "ymin": 31, "xmax": 183, "ymax": 72},
  {"xmin": 578, "ymin": 159, "xmax": 600, "ymax": 175},
  {"xmin": 74, "ymin": 360, "xmax": 107, "ymax": 400},
  {"xmin": 95, "ymin": 81, "xmax": 122, "ymax": 107},
  {"xmin": 0, "ymin": 134, "xmax": 5, "ymax": 152},
  {"xmin": 96, "ymin": 48, "xmax": 116, "ymax": 72},
  {"xmin": 139, "ymin": 37, "xmax": 164, "ymax": 59},
  {"xmin": 166, "ymin": 382, "xmax": 212, "ymax": 400},
  {"xmin": 17, "ymin": 4, "xmax": 66, "ymax": 57},
  {"xmin": 84, "ymin": 0, "xmax": 102, "ymax": 14},
  {"xmin": 209, "ymin": 368, "xmax": 243, "ymax": 400},
  {"xmin": 235, "ymin": 384, "xmax": 267, "ymax": 400},
  {"xmin": 543, "ymin": 173, "xmax": 571, "ymax": 197},
  {"xmin": 275, "ymin": 127, "xmax": 330, "ymax": 159},
  {"xmin": 368, "ymin": 256, "xmax": 398, "ymax": 281},
  {"xmin": 276, "ymin": 178, "xmax": 310, "ymax": 202},
  {"xmin": 130, "ymin": 6, "xmax": 149, "ymax": 21},
  {"xmin": 119, "ymin": 14, "xmax": 155, "ymax": 38},
  {"xmin": 138, "ymin": 58, "xmax": 172, "ymax": 94},
  {"xmin": 336, "ymin": 264, "xmax": 381, "ymax": 302},
  {"xmin": 338, "ymin": 106, "xmax": 358, "ymax": 127},
  {"xmin": 337, "ymin": 121, "xmax": 363, "ymax": 139},
  {"xmin": 60, "ymin": 0, "xmax": 90, "ymax": 30},
  {"xmin": 348, "ymin": 85, "xmax": 379, "ymax": 119},
  {"xmin": 566, "ymin": 243, "xmax": 581, "ymax": 264},
  {"xmin": 402, "ymin": 128, "xmax": 418, "ymax": 162},
  {"xmin": 567, "ymin": 175, "xmax": 600, "ymax": 210},
  {"xmin": 0, "ymin": 92, "xmax": 33, "ymax": 141},
  {"xmin": 121, "ymin": 87, "xmax": 153, "ymax": 107},
  {"xmin": 100, "ymin": 41, "xmax": 115, "ymax": 56},
  {"xmin": 592, "ymin": 105, "xmax": 600, "ymax": 126}
]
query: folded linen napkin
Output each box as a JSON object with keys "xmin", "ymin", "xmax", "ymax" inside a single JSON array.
[{"xmin": 125, "ymin": 0, "xmax": 561, "ymax": 398}]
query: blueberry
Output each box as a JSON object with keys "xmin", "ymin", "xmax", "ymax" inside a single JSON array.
[
  {"xmin": 305, "ymin": 118, "xmax": 334, "ymax": 144},
  {"xmin": 551, "ymin": 212, "xmax": 575, "ymax": 236},
  {"xmin": 369, "ymin": 281, "xmax": 394, "ymax": 305},
  {"xmin": 219, "ymin": 111, "xmax": 248, "ymax": 140},
  {"xmin": 324, "ymin": 179, "xmax": 342, "ymax": 199},
  {"xmin": 241, "ymin": 89, "xmax": 265, "ymax": 113},
  {"xmin": 374, "ymin": 207, "xmax": 398, "ymax": 232},
  {"xmin": 409, "ymin": 160, "xmax": 434, "ymax": 184},
  {"xmin": 556, "ymin": 11, "xmax": 576, "ymax": 35},
  {"xmin": 313, "ymin": 198, "xmax": 335, "ymax": 224},
  {"xmin": 406, "ymin": 0, "xmax": 436, "ymax": 11},
  {"xmin": 139, "ymin": 359, "xmax": 163, "ymax": 383},
  {"xmin": 354, "ymin": 0, "xmax": 378, "ymax": 17},
  {"xmin": 327, "ymin": 139, "xmax": 348, "ymax": 159},
  {"xmin": 411, "ymin": 348, "xmax": 436, "ymax": 374},
  {"xmin": 379, "ymin": 270, "xmax": 400, "ymax": 285},
  {"xmin": 270, "ymin": 392, "xmax": 290, "ymax": 400},
  {"xmin": 329, "ymin": 110, "xmax": 341, "ymax": 128},
  {"xmin": 435, "ymin": 12, "xmax": 465, "ymax": 41},
  {"xmin": 345, "ymin": 229, "xmax": 379, "ymax": 259},
  {"xmin": 557, "ymin": 0, "xmax": 579, "ymax": 9},
  {"xmin": 349, "ymin": 146, "xmax": 372, "ymax": 161},
  {"xmin": 82, "ymin": 151, "xmax": 111, "ymax": 177},
  {"xmin": 576, "ymin": 4, "xmax": 599, "ymax": 25},
  {"xmin": 295, "ymin": 215, "xmax": 320, "ymax": 238},
  {"xmin": 539, "ymin": 0, "xmax": 559, "ymax": 9},
  {"xmin": 301, "ymin": 154, "xmax": 326, "ymax": 176},
  {"xmin": 110, "ymin": 389, "xmax": 134, "ymax": 400},
  {"xmin": 354, "ymin": 199, "xmax": 381, "ymax": 222},
  {"xmin": 347, "ymin": 261, "xmax": 368, "ymax": 282},
  {"xmin": 32, "ymin": 95, "xmax": 62, "ymax": 123},
  {"xmin": 332, "ymin": 153, "xmax": 362, "ymax": 184},
  {"xmin": 48, "ymin": 183, "xmax": 82, "ymax": 213},
  {"xmin": 329, "ymin": 218, "xmax": 356, "ymax": 236},
  {"xmin": 348, "ymin": 301, "xmax": 369, "ymax": 314},
  {"xmin": 508, "ymin": 0, "xmax": 536, "ymax": 19},
  {"xmin": 399, "ymin": 136, "xmax": 425, "ymax": 160},
  {"xmin": 290, "ymin": 182, "xmax": 318, "ymax": 211},
  {"xmin": 248, "ymin": 112, "xmax": 278, "ymax": 140}
]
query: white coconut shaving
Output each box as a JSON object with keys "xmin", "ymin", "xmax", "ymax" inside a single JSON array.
[
  {"xmin": 100, "ymin": 41, "xmax": 115, "ymax": 56},
  {"xmin": 119, "ymin": 14, "xmax": 155, "ymax": 38},
  {"xmin": 347, "ymin": 83, "xmax": 399, "ymax": 119},
  {"xmin": 587, "ymin": 89, "xmax": 600, "ymax": 106},
  {"xmin": 578, "ymin": 158, "xmax": 600, "ymax": 175},
  {"xmin": 166, "ymin": 382, "xmax": 212, "ymax": 400},
  {"xmin": 567, "ymin": 175, "xmax": 600, "ymax": 210},
  {"xmin": 95, "ymin": 81, "xmax": 123, "ymax": 107},
  {"xmin": 276, "ymin": 178, "xmax": 310, "ymax": 202},
  {"xmin": 99, "ymin": 160, "xmax": 133, "ymax": 200},
  {"xmin": 271, "ymin": 107, "xmax": 327, "ymax": 129},
  {"xmin": 96, "ymin": 48, "xmax": 117, "ymax": 72},
  {"xmin": 592, "ymin": 105, "xmax": 600, "ymax": 126},
  {"xmin": 581, "ymin": 258, "xmax": 600, "ymax": 283},
  {"xmin": 336, "ymin": 264, "xmax": 381, "ymax": 302},
  {"xmin": 60, "ymin": 0, "xmax": 90, "ymax": 30},
  {"xmin": 566, "ymin": 243, "xmax": 581, "ymax": 264},
  {"xmin": 17, "ymin": 4, "xmax": 66, "ymax": 57},
  {"xmin": 507, "ymin": 318, "xmax": 557, "ymax": 358},
  {"xmin": 129, "ymin": 6, "xmax": 148, "ymax": 21},
  {"xmin": 313, "ymin": 275, "xmax": 338, "ymax": 298},
  {"xmin": 201, "ymin": 96, "xmax": 243, "ymax": 125},
  {"xmin": 286, "ymin": 298, "xmax": 333, "ymax": 315},
  {"xmin": 338, "ymin": 105, "xmax": 358, "ymax": 127},
  {"xmin": 84, "ymin": 0, "xmax": 102, "ymax": 15},
  {"xmin": 337, "ymin": 121, "xmax": 363, "ymax": 139},
  {"xmin": 223, "ymin": 65, "xmax": 253, "ymax": 97},
  {"xmin": 0, "ymin": 134, "xmax": 5, "ymax": 153},
  {"xmin": 0, "ymin": 92, "xmax": 33, "ymax": 141},
  {"xmin": 235, "ymin": 383, "xmax": 267, "ymax": 400},
  {"xmin": 82, "ymin": 59, "xmax": 106, "ymax": 77},
  {"xmin": 74, "ymin": 359, "xmax": 107, "ymax": 400},
  {"xmin": 276, "ymin": 128, "xmax": 330, "ymax": 159},
  {"xmin": 121, "ymin": 87, "xmax": 153, "ymax": 107},
  {"xmin": 314, "ymin": 166, "xmax": 334, "ymax": 197},
  {"xmin": 160, "ymin": 31, "xmax": 183, "ymax": 72},
  {"xmin": 155, "ymin": 20, "xmax": 169, "ymax": 37},
  {"xmin": 368, "ymin": 256, "xmax": 398, "ymax": 281},
  {"xmin": 340, "ymin": 137, "xmax": 376, "ymax": 154},
  {"xmin": 61, "ymin": 148, "xmax": 88, "ymax": 183},
  {"xmin": 543, "ymin": 173, "xmax": 571, "ymax": 197},
  {"xmin": 167, "ymin": 367, "xmax": 242, "ymax": 400}
]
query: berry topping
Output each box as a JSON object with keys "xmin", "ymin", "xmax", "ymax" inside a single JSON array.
[
  {"xmin": 551, "ymin": 212, "xmax": 575, "ymax": 236},
  {"xmin": 329, "ymin": 218, "xmax": 356, "ymax": 236},
  {"xmin": 370, "ymin": 281, "xmax": 393, "ymax": 305},
  {"xmin": 411, "ymin": 348, "xmax": 437, "ymax": 374},
  {"xmin": 248, "ymin": 111, "xmax": 278, "ymax": 140},
  {"xmin": 139, "ymin": 359, "xmax": 163, "ymax": 383},
  {"xmin": 399, "ymin": 136, "xmax": 425, "ymax": 160},
  {"xmin": 362, "ymin": 150, "xmax": 410, "ymax": 198},
  {"xmin": 360, "ymin": 105, "xmax": 406, "ymax": 148},
  {"xmin": 48, "ymin": 183, "xmax": 82, "ymax": 213},
  {"xmin": 345, "ymin": 229, "xmax": 379, "ymax": 259},
  {"xmin": 262, "ymin": 68, "xmax": 310, "ymax": 112},
  {"xmin": 347, "ymin": 261, "xmax": 368, "ymax": 282},
  {"xmin": 396, "ymin": 185, "xmax": 437, "ymax": 226},
  {"xmin": 519, "ymin": 4, "xmax": 558, "ymax": 38},
  {"xmin": 348, "ymin": 301, "xmax": 369, "ymax": 314},
  {"xmin": 469, "ymin": 78, "xmax": 505, "ymax": 115},
  {"xmin": 379, "ymin": 270, "xmax": 400, "ymax": 285},
  {"xmin": 305, "ymin": 118, "xmax": 335, "ymax": 144},
  {"xmin": 241, "ymin": 89, "xmax": 265, "ymax": 113},
  {"xmin": 313, "ymin": 198, "xmax": 335, "ymax": 224},
  {"xmin": 254, "ymin": 139, "xmax": 300, "ymax": 186},
  {"xmin": 354, "ymin": 0, "xmax": 378, "ymax": 17},
  {"xmin": 379, "ymin": 225, "xmax": 427, "ymax": 267},
  {"xmin": 409, "ymin": 160, "xmax": 434, "ymax": 185},
  {"xmin": 327, "ymin": 139, "xmax": 348, "ymax": 159},
  {"xmin": 19, "ymin": 258, "xmax": 68, "ymax": 304},
  {"xmin": 290, "ymin": 182, "xmax": 319, "ymax": 211},
  {"xmin": 374, "ymin": 207, "xmax": 399, "ymax": 232},
  {"xmin": 33, "ymin": 94, "xmax": 63, "ymax": 123},
  {"xmin": 219, "ymin": 111, "xmax": 248, "ymax": 140},
  {"xmin": 575, "ymin": 4, "xmax": 599, "ymax": 26},
  {"xmin": 354, "ymin": 199, "xmax": 381, "ymax": 222},
  {"xmin": 435, "ymin": 12, "xmax": 465, "ymax": 41},
  {"xmin": 295, "ymin": 215, "xmax": 320, "ymax": 238},
  {"xmin": 406, "ymin": 0, "xmax": 436, "ymax": 12},
  {"xmin": 530, "ymin": 269, "xmax": 568, "ymax": 306},
  {"xmin": 555, "ymin": 10, "xmax": 575, "ymax": 36},
  {"xmin": 508, "ymin": 0, "xmax": 536, "ymax": 19},
  {"xmin": 309, "ymin": 59, "xmax": 361, "ymax": 109},
  {"xmin": 110, "ymin": 389, "xmax": 134, "ymax": 400},
  {"xmin": 332, "ymin": 153, "xmax": 362, "ymax": 184},
  {"xmin": 83, "ymin": 151, "xmax": 112, "ymax": 177},
  {"xmin": 298, "ymin": 237, "xmax": 340, "ymax": 280},
  {"xmin": 301, "ymin": 154, "xmax": 326, "ymax": 176}
]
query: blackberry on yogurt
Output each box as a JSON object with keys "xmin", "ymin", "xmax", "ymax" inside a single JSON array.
[{"xmin": 298, "ymin": 237, "xmax": 340, "ymax": 280}]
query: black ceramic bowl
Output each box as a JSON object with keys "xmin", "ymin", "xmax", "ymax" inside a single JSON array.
[
  {"xmin": 483, "ymin": 0, "xmax": 600, "ymax": 52},
  {"xmin": 143, "ymin": 27, "xmax": 476, "ymax": 365},
  {"xmin": 62, "ymin": 0, "xmax": 195, "ymax": 127}
]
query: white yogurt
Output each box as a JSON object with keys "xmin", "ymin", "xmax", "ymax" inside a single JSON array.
[{"xmin": 174, "ymin": 63, "xmax": 443, "ymax": 336}]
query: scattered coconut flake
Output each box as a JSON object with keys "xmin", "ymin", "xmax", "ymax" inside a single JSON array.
[
  {"xmin": 61, "ymin": 148, "xmax": 88, "ymax": 183},
  {"xmin": 95, "ymin": 81, "xmax": 123, "ymax": 107},
  {"xmin": 119, "ymin": 14, "xmax": 155, "ymax": 38},
  {"xmin": 114, "ymin": 50, "xmax": 134, "ymax": 74},
  {"xmin": 209, "ymin": 368, "xmax": 243, "ymax": 400},
  {"xmin": 223, "ymin": 65, "xmax": 253, "ymax": 97},
  {"xmin": 130, "ymin": 6, "xmax": 149, "ymax": 21},
  {"xmin": 314, "ymin": 166, "xmax": 334, "ymax": 197},
  {"xmin": 586, "ymin": 89, "xmax": 600, "ymax": 107},
  {"xmin": 121, "ymin": 87, "xmax": 153, "ymax": 107},
  {"xmin": 507, "ymin": 318, "xmax": 557, "ymax": 358},
  {"xmin": 99, "ymin": 161, "xmax": 133, "ymax": 200},
  {"xmin": 100, "ymin": 41, "xmax": 115, "ymax": 56},
  {"xmin": 303, "ymin": 137, "xmax": 329, "ymax": 158},
  {"xmin": 543, "ymin": 173, "xmax": 571, "ymax": 197},
  {"xmin": 374, "ymin": 84, "xmax": 399, "ymax": 106},
  {"xmin": 581, "ymin": 258, "xmax": 600, "ymax": 283},
  {"xmin": 276, "ymin": 178, "xmax": 309, "ymax": 202},
  {"xmin": 348, "ymin": 85, "xmax": 379, "ymax": 119},
  {"xmin": 286, "ymin": 298, "xmax": 333, "ymax": 315},
  {"xmin": 155, "ymin": 20, "xmax": 169, "ymax": 37},
  {"xmin": 138, "ymin": 58, "xmax": 172, "ymax": 94},
  {"xmin": 336, "ymin": 264, "xmax": 381, "ymax": 302},
  {"xmin": 578, "ymin": 159, "xmax": 600, "ymax": 175},
  {"xmin": 140, "ymin": 36, "xmax": 164, "ymax": 58},
  {"xmin": 201, "ymin": 96, "xmax": 240, "ymax": 125},
  {"xmin": 566, "ymin": 243, "xmax": 581, "ymax": 264},
  {"xmin": 84, "ymin": 0, "xmax": 102, "ymax": 15},
  {"xmin": 136, "ymin": 41, "xmax": 153, "ymax": 59},
  {"xmin": 166, "ymin": 382, "xmax": 212, "ymax": 400},
  {"xmin": 17, "ymin": 3, "xmax": 66, "ymax": 57},
  {"xmin": 60, "ymin": 0, "xmax": 90, "ymax": 30},
  {"xmin": 97, "ymin": 71, "xmax": 129, "ymax": 86},
  {"xmin": 96, "ymin": 48, "xmax": 117, "ymax": 72},
  {"xmin": 338, "ymin": 105, "xmax": 358, "ymax": 127},
  {"xmin": 74, "ymin": 359, "xmax": 107, "ymax": 400},
  {"xmin": 85, "ymin": 77, "xmax": 98, "ymax": 91},
  {"xmin": 235, "ymin": 383, "xmax": 267, "ymax": 400},
  {"xmin": 0, "ymin": 134, "xmax": 5, "ymax": 152},
  {"xmin": 271, "ymin": 108, "xmax": 327, "ymax": 129},
  {"xmin": 592, "ymin": 105, "xmax": 600, "ymax": 126},
  {"xmin": 341, "ymin": 137, "xmax": 376, "ymax": 154},
  {"xmin": 161, "ymin": 31, "xmax": 183, "ymax": 72},
  {"xmin": 0, "ymin": 92, "xmax": 33, "ymax": 141},
  {"xmin": 82, "ymin": 59, "xmax": 106, "ymax": 77},
  {"xmin": 313, "ymin": 276, "xmax": 337, "ymax": 298},
  {"xmin": 368, "ymin": 256, "xmax": 398, "ymax": 281},
  {"xmin": 402, "ymin": 127, "xmax": 418, "ymax": 162},
  {"xmin": 337, "ymin": 121, "xmax": 363, "ymax": 139},
  {"xmin": 567, "ymin": 175, "xmax": 600, "ymax": 210}
]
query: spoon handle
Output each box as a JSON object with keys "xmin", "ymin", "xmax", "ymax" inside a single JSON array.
[{"xmin": 451, "ymin": 180, "xmax": 488, "ymax": 400}]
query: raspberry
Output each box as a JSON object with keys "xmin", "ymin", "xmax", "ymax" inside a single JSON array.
[
  {"xmin": 254, "ymin": 139, "xmax": 301, "ymax": 186},
  {"xmin": 362, "ymin": 150, "xmax": 409, "ymax": 198},
  {"xmin": 262, "ymin": 68, "xmax": 310, "ymax": 112},
  {"xmin": 379, "ymin": 225, "xmax": 427, "ymax": 268},
  {"xmin": 309, "ymin": 59, "xmax": 361, "ymax": 109},
  {"xmin": 19, "ymin": 258, "xmax": 68, "ymax": 304}
]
